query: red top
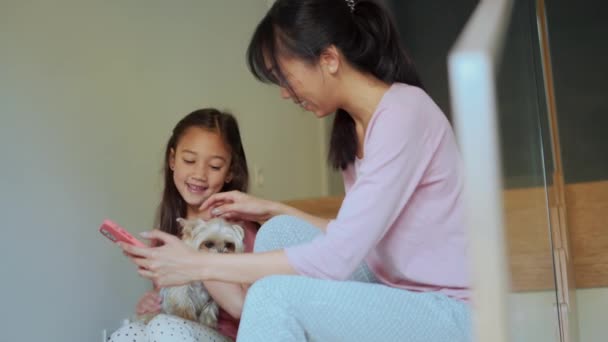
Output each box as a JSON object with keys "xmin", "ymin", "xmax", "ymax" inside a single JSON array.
[{"xmin": 215, "ymin": 221, "xmax": 257, "ymax": 340}]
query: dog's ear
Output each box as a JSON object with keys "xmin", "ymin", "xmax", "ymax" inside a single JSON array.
[
  {"xmin": 231, "ymin": 224, "xmax": 245, "ymax": 242},
  {"xmin": 177, "ymin": 218, "xmax": 194, "ymax": 239}
]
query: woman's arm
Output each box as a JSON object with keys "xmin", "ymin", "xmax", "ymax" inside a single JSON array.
[
  {"xmin": 201, "ymin": 191, "xmax": 330, "ymax": 231},
  {"xmin": 269, "ymin": 202, "xmax": 330, "ymax": 231}
]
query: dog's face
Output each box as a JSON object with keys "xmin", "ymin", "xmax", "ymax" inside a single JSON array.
[{"xmin": 177, "ymin": 218, "xmax": 245, "ymax": 253}]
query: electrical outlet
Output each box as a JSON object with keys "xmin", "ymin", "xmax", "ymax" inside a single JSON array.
[{"xmin": 254, "ymin": 164, "xmax": 265, "ymax": 187}]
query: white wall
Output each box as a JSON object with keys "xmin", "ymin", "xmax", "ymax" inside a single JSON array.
[
  {"xmin": 507, "ymin": 289, "xmax": 608, "ymax": 342},
  {"xmin": 0, "ymin": 0, "xmax": 326, "ymax": 340},
  {"xmin": 509, "ymin": 291, "xmax": 560, "ymax": 342},
  {"xmin": 577, "ymin": 288, "xmax": 608, "ymax": 342}
]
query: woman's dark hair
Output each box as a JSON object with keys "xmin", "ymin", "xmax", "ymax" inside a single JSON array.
[
  {"xmin": 156, "ymin": 108, "xmax": 249, "ymax": 237},
  {"xmin": 246, "ymin": 0, "xmax": 424, "ymax": 170}
]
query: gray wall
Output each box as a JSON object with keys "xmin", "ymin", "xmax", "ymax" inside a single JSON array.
[
  {"xmin": 390, "ymin": 0, "xmax": 608, "ymax": 187},
  {"xmin": 547, "ymin": 0, "xmax": 608, "ymax": 184},
  {"xmin": 0, "ymin": 0, "xmax": 329, "ymax": 340},
  {"xmin": 390, "ymin": 0, "xmax": 552, "ymax": 188}
]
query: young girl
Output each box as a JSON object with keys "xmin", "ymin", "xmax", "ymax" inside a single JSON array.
[
  {"xmin": 110, "ymin": 108, "xmax": 257, "ymax": 342},
  {"xmin": 122, "ymin": 0, "xmax": 472, "ymax": 341}
]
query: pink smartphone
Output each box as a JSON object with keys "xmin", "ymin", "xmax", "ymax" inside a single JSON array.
[{"xmin": 99, "ymin": 219, "xmax": 147, "ymax": 248}]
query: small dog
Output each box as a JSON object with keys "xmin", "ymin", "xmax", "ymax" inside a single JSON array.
[{"xmin": 140, "ymin": 218, "xmax": 245, "ymax": 327}]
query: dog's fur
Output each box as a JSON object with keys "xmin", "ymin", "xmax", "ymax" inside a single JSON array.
[{"xmin": 140, "ymin": 218, "xmax": 245, "ymax": 327}]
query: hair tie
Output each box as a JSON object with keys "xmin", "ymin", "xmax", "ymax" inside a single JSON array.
[{"xmin": 345, "ymin": 0, "xmax": 355, "ymax": 13}]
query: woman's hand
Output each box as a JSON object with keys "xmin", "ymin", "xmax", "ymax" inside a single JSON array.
[
  {"xmin": 199, "ymin": 190, "xmax": 278, "ymax": 223},
  {"xmin": 136, "ymin": 290, "xmax": 162, "ymax": 316},
  {"xmin": 119, "ymin": 230, "xmax": 201, "ymax": 288}
]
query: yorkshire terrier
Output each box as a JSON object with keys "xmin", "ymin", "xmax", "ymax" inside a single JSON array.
[{"xmin": 140, "ymin": 218, "xmax": 245, "ymax": 327}]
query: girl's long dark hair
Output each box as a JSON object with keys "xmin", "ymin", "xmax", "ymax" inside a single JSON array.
[
  {"xmin": 246, "ymin": 0, "xmax": 424, "ymax": 170},
  {"xmin": 156, "ymin": 108, "xmax": 249, "ymax": 237}
]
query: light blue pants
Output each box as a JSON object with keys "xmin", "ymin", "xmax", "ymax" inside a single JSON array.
[{"xmin": 237, "ymin": 215, "xmax": 472, "ymax": 342}]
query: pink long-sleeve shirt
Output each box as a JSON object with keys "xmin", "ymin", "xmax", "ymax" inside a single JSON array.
[{"xmin": 286, "ymin": 83, "xmax": 470, "ymax": 301}]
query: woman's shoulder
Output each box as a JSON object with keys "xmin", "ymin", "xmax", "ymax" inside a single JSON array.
[
  {"xmin": 357, "ymin": 83, "xmax": 452, "ymax": 163},
  {"xmin": 370, "ymin": 83, "xmax": 449, "ymax": 136},
  {"xmin": 381, "ymin": 83, "xmax": 440, "ymax": 117}
]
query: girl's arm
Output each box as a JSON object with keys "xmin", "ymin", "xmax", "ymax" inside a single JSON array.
[
  {"xmin": 135, "ymin": 289, "xmax": 162, "ymax": 316},
  {"xmin": 121, "ymin": 237, "xmax": 294, "ymax": 288},
  {"xmin": 197, "ymin": 219, "xmax": 271, "ymax": 319},
  {"xmin": 202, "ymin": 280, "xmax": 248, "ymax": 319},
  {"xmin": 197, "ymin": 250, "xmax": 294, "ymax": 284}
]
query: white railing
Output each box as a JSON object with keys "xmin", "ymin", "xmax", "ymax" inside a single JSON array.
[{"xmin": 447, "ymin": 1, "xmax": 514, "ymax": 342}]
